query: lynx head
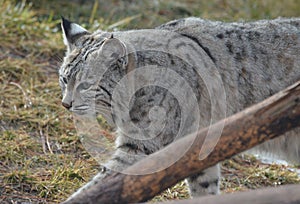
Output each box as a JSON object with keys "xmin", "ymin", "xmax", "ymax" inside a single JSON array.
[{"xmin": 59, "ymin": 17, "xmax": 129, "ymax": 125}]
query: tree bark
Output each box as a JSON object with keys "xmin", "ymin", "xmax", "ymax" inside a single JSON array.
[{"xmin": 62, "ymin": 80, "xmax": 300, "ymax": 204}]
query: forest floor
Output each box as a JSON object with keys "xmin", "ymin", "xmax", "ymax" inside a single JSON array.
[{"xmin": 0, "ymin": 0, "xmax": 299, "ymax": 203}]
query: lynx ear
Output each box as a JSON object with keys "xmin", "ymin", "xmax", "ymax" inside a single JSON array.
[
  {"xmin": 61, "ymin": 17, "xmax": 89, "ymax": 51},
  {"xmin": 101, "ymin": 36, "xmax": 128, "ymax": 66}
]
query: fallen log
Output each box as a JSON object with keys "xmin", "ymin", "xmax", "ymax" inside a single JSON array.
[
  {"xmin": 156, "ymin": 184, "xmax": 300, "ymax": 204},
  {"xmin": 62, "ymin": 80, "xmax": 300, "ymax": 204}
]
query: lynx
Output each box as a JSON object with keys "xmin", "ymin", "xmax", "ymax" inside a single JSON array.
[{"xmin": 59, "ymin": 17, "xmax": 300, "ymax": 200}]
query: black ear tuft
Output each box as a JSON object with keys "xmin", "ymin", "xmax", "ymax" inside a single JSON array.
[
  {"xmin": 61, "ymin": 16, "xmax": 73, "ymax": 39},
  {"xmin": 61, "ymin": 17, "xmax": 89, "ymax": 49}
]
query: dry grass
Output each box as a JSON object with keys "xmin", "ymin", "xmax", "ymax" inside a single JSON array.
[
  {"xmin": 221, "ymin": 155, "xmax": 300, "ymax": 193},
  {"xmin": 0, "ymin": 0, "xmax": 299, "ymax": 203}
]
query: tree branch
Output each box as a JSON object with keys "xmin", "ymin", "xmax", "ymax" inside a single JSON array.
[{"xmin": 62, "ymin": 80, "xmax": 300, "ymax": 204}]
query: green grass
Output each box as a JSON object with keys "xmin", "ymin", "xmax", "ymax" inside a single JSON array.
[
  {"xmin": 0, "ymin": 0, "xmax": 299, "ymax": 203},
  {"xmin": 0, "ymin": 1, "xmax": 97, "ymax": 202},
  {"xmin": 25, "ymin": 0, "xmax": 300, "ymax": 29}
]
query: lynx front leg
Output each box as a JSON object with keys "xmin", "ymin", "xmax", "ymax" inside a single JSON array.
[
  {"xmin": 186, "ymin": 164, "xmax": 220, "ymax": 197},
  {"xmin": 66, "ymin": 145, "xmax": 146, "ymax": 200}
]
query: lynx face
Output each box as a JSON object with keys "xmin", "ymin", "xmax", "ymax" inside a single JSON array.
[{"xmin": 59, "ymin": 18, "xmax": 128, "ymax": 125}]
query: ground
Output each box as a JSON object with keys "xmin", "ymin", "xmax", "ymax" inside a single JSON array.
[{"xmin": 0, "ymin": 0, "xmax": 299, "ymax": 203}]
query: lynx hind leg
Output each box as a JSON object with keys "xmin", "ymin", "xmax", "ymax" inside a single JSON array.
[
  {"xmin": 186, "ymin": 164, "xmax": 220, "ymax": 197},
  {"xmin": 67, "ymin": 145, "xmax": 146, "ymax": 200}
]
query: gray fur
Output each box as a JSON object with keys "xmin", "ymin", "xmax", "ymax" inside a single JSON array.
[{"xmin": 59, "ymin": 17, "xmax": 300, "ymax": 200}]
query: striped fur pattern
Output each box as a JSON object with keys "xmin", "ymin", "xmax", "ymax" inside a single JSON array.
[{"xmin": 59, "ymin": 17, "xmax": 300, "ymax": 199}]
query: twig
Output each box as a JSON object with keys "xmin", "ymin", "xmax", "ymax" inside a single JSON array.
[
  {"xmin": 39, "ymin": 126, "xmax": 47, "ymax": 154},
  {"xmin": 9, "ymin": 82, "xmax": 32, "ymax": 108}
]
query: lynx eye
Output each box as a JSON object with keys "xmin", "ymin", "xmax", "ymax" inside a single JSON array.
[{"xmin": 78, "ymin": 82, "xmax": 93, "ymax": 90}]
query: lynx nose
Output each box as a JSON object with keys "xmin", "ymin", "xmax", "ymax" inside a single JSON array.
[{"xmin": 62, "ymin": 101, "xmax": 72, "ymax": 109}]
